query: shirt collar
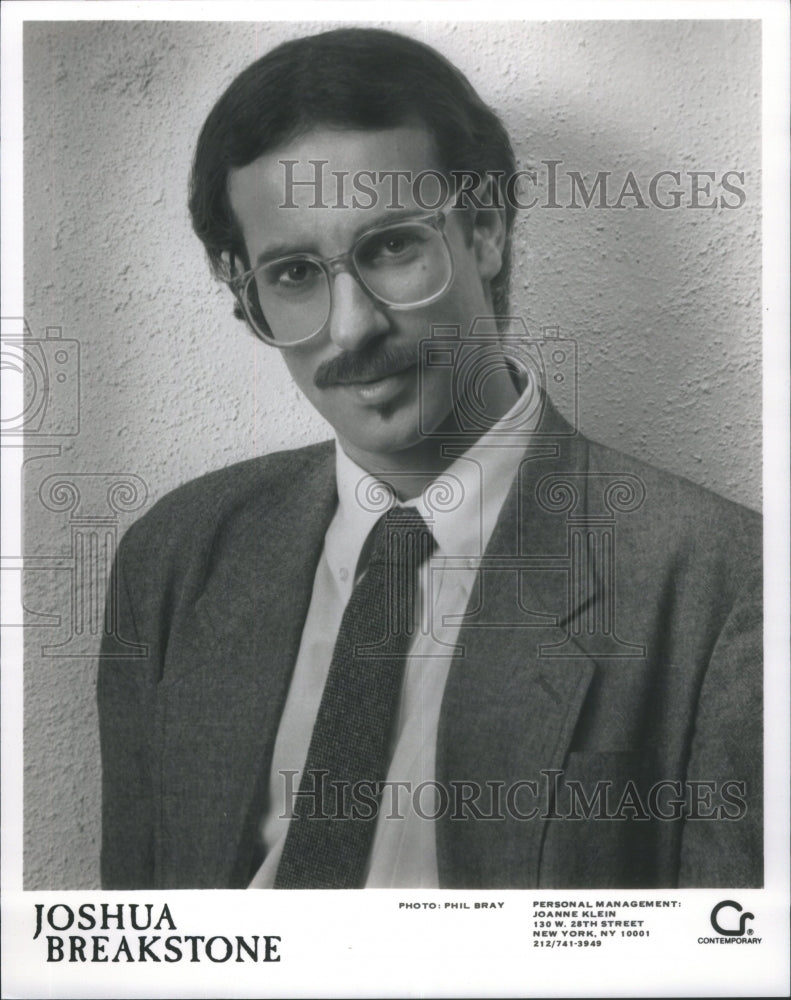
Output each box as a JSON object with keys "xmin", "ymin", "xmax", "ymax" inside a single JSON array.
[{"xmin": 328, "ymin": 375, "xmax": 540, "ymax": 581}]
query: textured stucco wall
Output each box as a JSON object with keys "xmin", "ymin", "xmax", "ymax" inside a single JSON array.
[{"xmin": 22, "ymin": 19, "xmax": 761, "ymax": 888}]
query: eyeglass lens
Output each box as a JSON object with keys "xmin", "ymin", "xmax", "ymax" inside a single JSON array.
[{"xmin": 242, "ymin": 220, "xmax": 452, "ymax": 344}]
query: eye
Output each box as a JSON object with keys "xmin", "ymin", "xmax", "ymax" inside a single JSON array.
[
  {"xmin": 380, "ymin": 232, "xmax": 421, "ymax": 256},
  {"xmin": 278, "ymin": 261, "xmax": 317, "ymax": 285},
  {"xmin": 360, "ymin": 227, "xmax": 425, "ymax": 267},
  {"xmin": 263, "ymin": 258, "xmax": 322, "ymax": 291},
  {"xmin": 382, "ymin": 234, "xmax": 409, "ymax": 254}
]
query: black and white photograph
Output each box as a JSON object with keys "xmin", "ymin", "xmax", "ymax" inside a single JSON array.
[{"xmin": 2, "ymin": 2, "xmax": 788, "ymax": 997}]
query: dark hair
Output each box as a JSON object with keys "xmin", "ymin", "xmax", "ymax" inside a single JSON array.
[{"xmin": 188, "ymin": 27, "xmax": 517, "ymax": 314}]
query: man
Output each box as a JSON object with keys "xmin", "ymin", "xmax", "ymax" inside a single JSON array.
[{"xmin": 98, "ymin": 27, "xmax": 762, "ymax": 890}]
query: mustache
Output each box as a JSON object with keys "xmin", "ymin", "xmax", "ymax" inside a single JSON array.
[{"xmin": 313, "ymin": 343, "xmax": 418, "ymax": 389}]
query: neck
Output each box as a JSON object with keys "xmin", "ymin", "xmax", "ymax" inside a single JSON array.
[{"xmin": 339, "ymin": 364, "xmax": 520, "ymax": 501}]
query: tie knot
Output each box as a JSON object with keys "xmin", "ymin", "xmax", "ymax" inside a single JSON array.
[{"xmin": 367, "ymin": 505, "xmax": 435, "ymax": 569}]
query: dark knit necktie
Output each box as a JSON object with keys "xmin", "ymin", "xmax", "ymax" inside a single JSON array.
[{"xmin": 274, "ymin": 505, "xmax": 434, "ymax": 889}]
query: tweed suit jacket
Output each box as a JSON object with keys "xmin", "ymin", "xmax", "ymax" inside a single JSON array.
[{"xmin": 98, "ymin": 401, "xmax": 762, "ymax": 889}]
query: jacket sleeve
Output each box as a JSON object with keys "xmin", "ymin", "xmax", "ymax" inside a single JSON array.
[
  {"xmin": 678, "ymin": 554, "xmax": 763, "ymax": 887},
  {"xmin": 97, "ymin": 530, "xmax": 158, "ymax": 888}
]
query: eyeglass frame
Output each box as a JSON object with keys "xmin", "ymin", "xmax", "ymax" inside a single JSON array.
[{"xmin": 223, "ymin": 205, "xmax": 457, "ymax": 348}]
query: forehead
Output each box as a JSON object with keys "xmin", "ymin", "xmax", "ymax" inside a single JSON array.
[{"xmin": 227, "ymin": 125, "xmax": 443, "ymax": 259}]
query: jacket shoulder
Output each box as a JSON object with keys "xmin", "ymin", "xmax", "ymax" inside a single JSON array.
[
  {"xmin": 578, "ymin": 433, "xmax": 761, "ymax": 619},
  {"xmin": 115, "ymin": 440, "xmax": 335, "ymax": 578},
  {"xmin": 584, "ymin": 434, "xmax": 761, "ymax": 539}
]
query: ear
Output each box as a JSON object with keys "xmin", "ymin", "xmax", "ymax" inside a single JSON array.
[{"xmin": 472, "ymin": 179, "xmax": 507, "ymax": 281}]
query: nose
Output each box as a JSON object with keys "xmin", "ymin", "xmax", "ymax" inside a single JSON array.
[{"xmin": 327, "ymin": 271, "xmax": 391, "ymax": 352}]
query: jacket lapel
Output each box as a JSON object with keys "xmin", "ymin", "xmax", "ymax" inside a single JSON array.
[
  {"xmin": 155, "ymin": 444, "xmax": 337, "ymax": 888},
  {"xmin": 436, "ymin": 402, "xmax": 600, "ymax": 888}
]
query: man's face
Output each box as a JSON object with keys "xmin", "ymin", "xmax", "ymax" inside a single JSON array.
[{"xmin": 227, "ymin": 125, "xmax": 506, "ymax": 468}]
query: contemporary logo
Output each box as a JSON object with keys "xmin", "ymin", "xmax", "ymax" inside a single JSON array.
[{"xmin": 710, "ymin": 900, "xmax": 755, "ymax": 937}]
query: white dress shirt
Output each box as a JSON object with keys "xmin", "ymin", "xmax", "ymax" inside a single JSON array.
[{"xmin": 250, "ymin": 382, "xmax": 536, "ymax": 888}]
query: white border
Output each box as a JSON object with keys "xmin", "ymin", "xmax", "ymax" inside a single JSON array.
[{"xmin": 2, "ymin": 2, "xmax": 789, "ymax": 998}]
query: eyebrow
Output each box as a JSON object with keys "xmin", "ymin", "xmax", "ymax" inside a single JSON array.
[
  {"xmin": 254, "ymin": 242, "xmax": 314, "ymax": 267},
  {"xmin": 252, "ymin": 205, "xmax": 438, "ymax": 268}
]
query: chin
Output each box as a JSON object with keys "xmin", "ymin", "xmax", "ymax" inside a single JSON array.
[
  {"xmin": 341, "ymin": 426, "xmax": 422, "ymax": 460},
  {"xmin": 335, "ymin": 411, "xmax": 427, "ymax": 460},
  {"xmin": 327, "ymin": 390, "xmax": 456, "ymax": 463}
]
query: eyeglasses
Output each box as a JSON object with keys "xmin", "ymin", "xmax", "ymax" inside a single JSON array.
[{"xmin": 226, "ymin": 208, "xmax": 454, "ymax": 347}]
